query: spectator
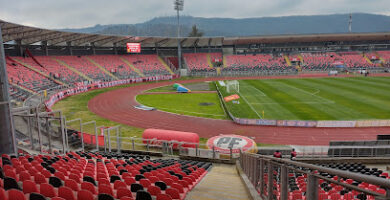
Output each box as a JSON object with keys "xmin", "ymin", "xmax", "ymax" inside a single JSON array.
[
  {"xmin": 273, "ymin": 150, "xmax": 282, "ymax": 158},
  {"xmin": 291, "ymin": 149, "xmax": 297, "ymax": 160}
]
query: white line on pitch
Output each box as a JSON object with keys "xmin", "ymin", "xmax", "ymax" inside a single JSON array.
[
  {"xmin": 249, "ymin": 102, "xmax": 335, "ymax": 105},
  {"xmin": 273, "ymin": 82, "xmax": 334, "ymax": 103},
  {"xmin": 240, "ymin": 84, "xmax": 267, "ymax": 96},
  {"xmin": 234, "ymin": 88, "xmax": 263, "ymax": 119}
]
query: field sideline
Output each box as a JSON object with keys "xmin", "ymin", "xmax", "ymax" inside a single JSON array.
[{"xmin": 219, "ymin": 76, "xmax": 390, "ymax": 120}]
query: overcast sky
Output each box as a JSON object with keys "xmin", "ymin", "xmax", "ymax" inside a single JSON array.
[{"xmin": 0, "ymin": 0, "xmax": 389, "ymax": 29}]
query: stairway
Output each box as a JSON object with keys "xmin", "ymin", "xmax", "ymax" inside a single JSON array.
[
  {"xmin": 119, "ymin": 57, "xmax": 145, "ymax": 77},
  {"xmin": 375, "ymin": 52, "xmax": 386, "ymax": 67},
  {"xmin": 284, "ymin": 55, "xmax": 292, "ymax": 67},
  {"xmin": 12, "ymin": 57, "xmax": 67, "ymax": 86},
  {"xmin": 207, "ymin": 53, "xmax": 214, "ymax": 68},
  {"xmin": 223, "ymin": 56, "xmax": 228, "ymax": 68},
  {"xmin": 185, "ymin": 164, "xmax": 251, "ymax": 200},
  {"xmin": 10, "ymin": 82, "xmax": 38, "ymax": 95},
  {"xmin": 84, "ymin": 57, "xmax": 119, "ymax": 80},
  {"xmin": 297, "ymin": 54, "xmax": 305, "ymax": 65},
  {"xmin": 157, "ymin": 56, "xmax": 175, "ymax": 75},
  {"xmin": 52, "ymin": 58, "xmax": 93, "ymax": 82},
  {"xmin": 216, "ymin": 67, "xmax": 221, "ymax": 75},
  {"xmin": 362, "ymin": 53, "xmax": 373, "ymax": 64}
]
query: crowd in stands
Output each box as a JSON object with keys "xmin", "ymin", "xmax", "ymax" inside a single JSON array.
[{"xmin": 0, "ymin": 151, "xmax": 211, "ymax": 200}]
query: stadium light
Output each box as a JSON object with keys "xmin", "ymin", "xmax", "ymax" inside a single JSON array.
[{"xmin": 174, "ymin": 0, "xmax": 184, "ymax": 70}]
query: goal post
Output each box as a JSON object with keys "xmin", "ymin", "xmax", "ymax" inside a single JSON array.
[{"xmin": 226, "ymin": 80, "xmax": 239, "ymax": 93}]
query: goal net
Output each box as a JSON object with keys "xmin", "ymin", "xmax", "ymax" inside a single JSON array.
[{"xmin": 226, "ymin": 80, "xmax": 239, "ymax": 93}]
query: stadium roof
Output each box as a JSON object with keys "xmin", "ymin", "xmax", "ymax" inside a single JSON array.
[{"xmin": 1, "ymin": 19, "xmax": 390, "ymax": 48}]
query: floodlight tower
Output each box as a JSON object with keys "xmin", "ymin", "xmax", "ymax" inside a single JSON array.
[
  {"xmin": 348, "ymin": 13, "xmax": 352, "ymax": 33},
  {"xmin": 174, "ymin": 0, "xmax": 184, "ymax": 69}
]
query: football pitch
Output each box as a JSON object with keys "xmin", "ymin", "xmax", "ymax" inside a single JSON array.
[{"xmin": 218, "ymin": 76, "xmax": 390, "ymax": 120}]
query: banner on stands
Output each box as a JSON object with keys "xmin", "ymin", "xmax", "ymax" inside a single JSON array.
[
  {"xmin": 317, "ymin": 120, "xmax": 356, "ymax": 128},
  {"xmin": 276, "ymin": 120, "xmax": 317, "ymax": 127}
]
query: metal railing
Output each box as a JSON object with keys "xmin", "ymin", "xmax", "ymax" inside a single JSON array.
[{"xmin": 240, "ymin": 152, "xmax": 390, "ymax": 200}]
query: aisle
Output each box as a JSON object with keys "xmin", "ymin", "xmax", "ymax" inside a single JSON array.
[{"xmin": 185, "ymin": 163, "xmax": 251, "ymax": 200}]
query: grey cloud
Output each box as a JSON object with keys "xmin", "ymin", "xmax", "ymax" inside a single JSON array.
[{"xmin": 0, "ymin": 0, "xmax": 388, "ymax": 28}]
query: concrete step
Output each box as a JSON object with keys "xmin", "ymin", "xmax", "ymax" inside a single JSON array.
[{"xmin": 185, "ymin": 164, "xmax": 251, "ymax": 200}]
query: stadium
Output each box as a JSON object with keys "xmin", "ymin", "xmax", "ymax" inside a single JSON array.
[{"xmin": 1, "ymin": 1, "xmax": 390, "ymax": 200}]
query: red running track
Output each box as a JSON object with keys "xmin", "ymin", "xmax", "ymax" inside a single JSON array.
[{"xmin": 88, "ymin": 74, "xmax": 390, "ymax": 145}]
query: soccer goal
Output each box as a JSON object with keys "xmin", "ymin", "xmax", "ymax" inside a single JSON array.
[{"xmin": 226, "ymin": 80, "xmax": 239, "ymax": 93}]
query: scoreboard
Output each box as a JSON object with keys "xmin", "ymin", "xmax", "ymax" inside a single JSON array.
[{"xmin": 126, "ymin": 43, "xmax": 141, "ymax": 53}]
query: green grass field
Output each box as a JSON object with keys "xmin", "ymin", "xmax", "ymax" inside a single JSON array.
[{"xmin": 218, "ymin": 76, "xmax": 390, "ymax": 120}]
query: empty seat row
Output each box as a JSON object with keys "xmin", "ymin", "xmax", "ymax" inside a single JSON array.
[{"xmin": 0, "ymin": 151, "xmax": 211, "ymax": 200}]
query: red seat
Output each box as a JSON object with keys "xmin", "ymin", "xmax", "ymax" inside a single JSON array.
[
  {"xmin": 170, "ymin": 176, "xmax": 179, "ymax": 182},
  {"xmin": 148, "ymin": 176, "xmax": 159, "ymax": 183},
  {"xmin": 98, "ymin": 178, "xmax": 110, "ymax": 186},
  {"xmin": 124, "ymin": 177, "xmax": 136, "ymax": 185},
  {"xmin": 64, "ymin": 179, "xmax": 79, "ymax": 191},
  {"xmin": 0, "ymin": 188, "xmax": 8, "ymax": 200},
  {"xmin": 55, "ymin": 172, "xmax": 66, "ymax": 181},
  {"xmin": 147, "ymin": 185, "xmax": 161, "ymax": 196},
  {"xmin": 171, "ymin": 183, "xmax": 184, "ymax": 193},
  {"xmin": 68, "ymin": 174, "xmax": 80, "ymax": 183},
  {"xmin": 330, "ymin": 193, "xmax": 341, "ymax": 200},
  {"xmin": 8, "ymin": 189, "xmax": 26, "ymax": 200},
  {"xmin": 166, "ymin": 188, "xmax": 180, "ymax": 200},
  {"xmin": 120, "ymin": 197, "xmax": 134, "ymax": 200},
  {"xmin": 34, "ymin": 173, "xmax": 46, "ymax": 184},
  {"xmin": 22, "ymin": 180, "xmax": 38, "ymax": 194},
  {"xmin": 162, "ymin": 178, "xmax": 173, "ymax": 186},
  {"xmin": 40, "ymin": 183, "xmax": 57, "ymax": 198},
  {"xmin": 58, "ymin": 186, "xmax": 77, "ymax": 200},
  {"xmin": 114, "ymin": 180, "xmax": 127, "ymax": 189},
  {"xmin": 139, "ymin": 179, "xmax": 151, "ymax": 188},
  {"xmin": 41, "ymin": 170, "xmax": 51, "ymax": 178},
  {"xmin": 81, "ymin": 181, "xmax": 97, "ymax": 194},
  {"xmin": 178, "ymin": 180, "xmax": 189, "ymax": 188},
  {"xmin": 156, "ymin": 193, "xmax": 173, "ymax": 200},
  {"xmin": 116, "ymin": 187, "xmax": 133, "ymax": 199},
  {"xmin": 98, "ymin": 184, "xmax": 114, "ymax": 196},
  {"xmin": 4, "ymin": 170, "xmax": 18, "ymax": 181},
  {"xmin": 19, "ymin": 171, "xmax": 31, "ymax": 182},
  {"xmin": 77, "ymin": 190, "xmax": 94, "ymax": 200}
]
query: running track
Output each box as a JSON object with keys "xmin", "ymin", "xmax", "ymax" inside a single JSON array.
[{"xmin": 88, "ymin": 74, "xmax": 390, "ymax": 145}]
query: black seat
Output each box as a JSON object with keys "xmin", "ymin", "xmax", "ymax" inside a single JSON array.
[
  {"xmin": 173, "ymin": 174, "xmax": 183, "ymax": 180},
  {"xmin": 4, "ymin": 177, "xmax": 21, "ymax": 190},
  {"xmin": 29, "ymin": 193, "xmax": 46, "ymax": 200},
  {"xmin": 135, "ymin": 174, "xmax": 145, "ymax": 181},
  {"xmin": 154, "ymin": 181, "xmax": 167, "ymax": 190},
  {"xmin": 83, "ymin": 176, "xmax": 97, "ymax": 186},
  {"xmin": 46, "ymin": 166, "xmax": 56, "ymax": 174},
  {"xmin": 110, "ymin": 175, "xmax": 121, "ymax": 183},
  {"xmin": 49, "ymin": 176, "xmax": 63, "ymax": 188},
  {"xmin": 0, "ymin": 167, "xmax": 4, "ymax": 179},
  {"xmin": 98, "ymin": 193, "xmax": 115, "ymax": 200},
  {"xmin": 130, "ymin": 183, "xmax": 144, "ymax": 192},
  {"xmin": 136, "ymin": 190, "xmax": 152, "ymax": 200}
]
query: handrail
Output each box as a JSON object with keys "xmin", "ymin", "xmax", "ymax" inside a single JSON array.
[{"xmin": 240, "ymin": 152, "xmax": 390, "ymax": 200}]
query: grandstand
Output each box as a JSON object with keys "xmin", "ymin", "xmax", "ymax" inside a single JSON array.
[{"xmin": 1, "ymin": 15, "xmax": 390, "ymax": 200}]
